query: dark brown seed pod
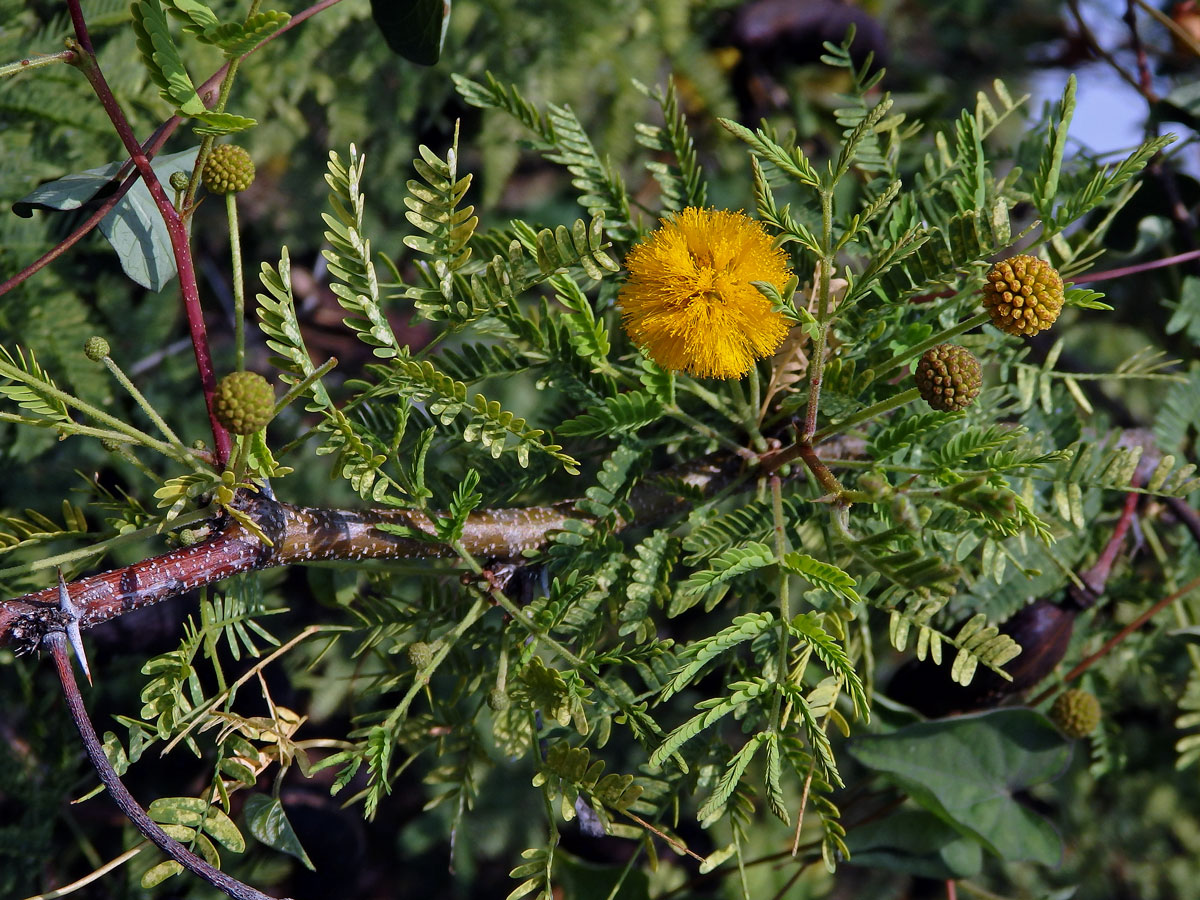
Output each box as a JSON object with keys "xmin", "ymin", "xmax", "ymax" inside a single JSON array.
[
  {"xmin": 887, "ymin": 596, "xmax": 1079, "ymax": 718},
  {"xmin": 914, "ymin": 343, "xmax": 982, "ymax": 411}
]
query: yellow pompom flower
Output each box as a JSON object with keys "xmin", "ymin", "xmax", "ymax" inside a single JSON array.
[{"xmin": 618, "ymin": 207, "xmax": 793, "ymax": 380}]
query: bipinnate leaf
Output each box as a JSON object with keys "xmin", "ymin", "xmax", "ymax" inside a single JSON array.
[{"xmin": 131, "ymin": 0, "xmax": 206, "ymax": 114}]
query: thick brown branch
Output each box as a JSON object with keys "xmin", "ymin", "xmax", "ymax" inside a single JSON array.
[
  {"xmin": 0, "ymin": 492, "xmax": 585, "ymax": 649},
  {"xmin": 0, "ymin": 439, "xmax": 873, "ymax": 650}
]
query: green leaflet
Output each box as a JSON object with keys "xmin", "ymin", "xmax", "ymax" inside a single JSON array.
[{"xmin": 130, "ymin": 0, "xmax": 205, "ymax": 115}]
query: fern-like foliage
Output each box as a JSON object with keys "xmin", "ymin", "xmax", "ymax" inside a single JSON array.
[
  {"xmin": 368, "ymin": 360, "xmax": 580, "ymax": 473},
  {"xmin": 402, "ymin": 129, "xmax": 480, "ymax": 324},
  {"xmin": 453, "ymin": 73, "xmax": 637, "ymax": 241},
  {"xmin": 633, "ymin": 78, "xmax": 708, "ymax": 211},
  {"xmin": 0, "ymin": 344, "xmax": 74, "ymax": 424},
  {"xmin": 659, "ymin": 612, "xmax": 774, "ymax": 702},
  {"xmin": 255, "ymin": 248, "xmax": 335, "ymax": 411},
  {"xmin": 323, "ymin": 145, "xmax": 401, "ymax": 358},
  {"xmin": 11, "ymin": 15, "xmax": 1200, "ymax": 898},
  {"xmin": 556, "ymin": 391, "xmax": 662, "ymax": 438},
  {"xmin": 0, "ymin": 501, "xmax": 90, "ymax": 552}
]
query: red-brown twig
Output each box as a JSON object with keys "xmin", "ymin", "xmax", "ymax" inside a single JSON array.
[
  {"xmin": 66, "ymin": 0, "xmax": 230, "ymax": 463},
  {"xmin": 1025, "ymin": 491, "xmax": 1200, "ymax": 705},
  {"xmin": 1075, "ymin": 247, "xmax": 1200, "ymax": 284},
  {"xmin": 52, "ymin": 0, "xmax": 350, "ymax": 464},
  {"xmin": 1031, "ymin": 572, "xmax": 1200, "ymax": 706},
  {"xmin": 1, "ymin": 0, "xmax": 347, "ymax": 304},
  {"xmin": 47, "ymin": 632, "xmax": 290, "ymax": 900},
  {"xmin": 0, "ymin": 493, "xmax": 571, "ymax": 647},
  {"xmin": 0, "ymin": 158, "xmax": 144, "ymax": 297},
  {"xmin": 0, "ymin": 446, "xmax": 735, "ymax": 649}
]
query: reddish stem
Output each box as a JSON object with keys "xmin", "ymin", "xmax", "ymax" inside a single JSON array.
[
  {"xmin": 1032, "ymin": 572, "xmax": 1200, "ymax": 704},
  {"xmin": 0, "ymin": 167, "xmax": 140, "ymax": 297},
  {"xmin": 1078, "ymin": 488, "xmax": 1141, "ymax": 596},
  {"xmin": 1124, "ymin": 0, "xmax": 1158, "ymax": 102},
  {"xmin": 0, "ymin": 122, "xmax": 176, "ymax": 298},
  {"xmin": 1075, "ymin": 247, "xmax": 1200, "ymax": 284},
  {"xmin": 0, "ymin": 448, "xmax": 740, "ymax": 649},
  {"xmin": 66, "ymin": 2, "xmax": 231, "ymax": 464},
  {"xmin": 3, "ymin": 0, "xmax": 347, "ymax": 302},
  {"xmin": 48, "ymin": 635, "xmax": 289, "ymax": 900},
  {"xmin": 0, "ymin": 493, "xmax": 582, "ymax": 645}
]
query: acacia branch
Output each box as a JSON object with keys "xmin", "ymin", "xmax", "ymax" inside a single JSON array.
[
  {"xmin": 47, "ymin": 633, "xmax": 290, "ymax": 900},
  {"xmin": 66, "ymin": 0, "xmax": 230, "ymax": 463},
  {"xmin": 1, "ymin": 0, "xmax": 347, "ymax": 303},
  {"xmin": 0, "ymin": 450, "xmax": 737, "ymax": 649}
]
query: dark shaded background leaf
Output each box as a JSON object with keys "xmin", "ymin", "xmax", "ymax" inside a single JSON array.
[
  {"xmin": 845, "ymin": 808, "xmax": 982, "ymax": 879},
  {"xmin": 848, "ymin": 709, "xmax": 1070, "ymax": 865},
  {"xmin": 244, "ymin": 794, "xmax": 316, "ymax": 870},
  {"xmin": 370, "ymin": 0, "xmax": 451, "ymax": 65}
]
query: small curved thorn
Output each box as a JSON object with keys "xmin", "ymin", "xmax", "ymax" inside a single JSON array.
[{"xmin": 56, "ymin": 568, "xmax": 92, "ymax": 686}]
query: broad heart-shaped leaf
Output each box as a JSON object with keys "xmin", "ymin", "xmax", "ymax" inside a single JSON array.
[
  {"xmin": 847, "ymin": 708, "xmax": 1070, "ymax": 866},
  {"xmin": 845, "ymin": 808, "xmax": 982, "ymax": 880},
  {"xmin": 243, "ymin": 793, "xmax": 315, "ymax": 870},
  {"xmin": 13, "ymin": 148, "xmax": 199, "ymax": 290},
  {"xmin": 370, "ymin": 0, "xmax": 450, "ymax": 65}
]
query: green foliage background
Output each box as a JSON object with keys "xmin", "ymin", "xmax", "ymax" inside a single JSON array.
[{"xmin": 3, "ymin": 1, "xmax": 1200, "ymax": 899}]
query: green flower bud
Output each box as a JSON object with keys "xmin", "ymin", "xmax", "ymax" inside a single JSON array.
[
  {"xmin": 83, "ymin": 336, "xmax": 110, "ymax": 362},
  {"xmin": 213, "ymin": 371, "xmax": 274, "ymax": 435},
  {"xmin": 202, "ymin": 144, "xmax": 256, "ymax": 195},
  {"xmin": 407, "ymin": 641, "xmax": 433, "ymax": 669},
  {"xmin": 1049, "ymin": 688, "xmax": 1101, "ymax": 739},
  {"xmin": 857, "ymin": 473, "xmax": 892, "ymax": 501}
]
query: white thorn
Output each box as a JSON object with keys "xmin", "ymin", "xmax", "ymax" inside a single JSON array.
[{"xmin": 57, "ymin": 568, "xmax": 92, "ymax": 686}]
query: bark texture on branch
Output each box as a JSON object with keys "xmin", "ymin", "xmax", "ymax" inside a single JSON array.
[
  {"xmin": 0, "ymin": 492, "xmax": 586, "ymax": 652},
  {"xmin": 0, "ymin": 450, "xmax": 745, "ymax": 652}
]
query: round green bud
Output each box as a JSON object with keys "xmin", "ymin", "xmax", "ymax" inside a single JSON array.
[
  {"xmin": 178, "ymin": 527, "xmax": 208, "ymax": 546},
  {"xmin": 982, "ymin": 255, "xmax": 1064, "ymax": 337},
  {"xmin": 407, "ymin": 641, "xmax": 433, "ymax": 669},
  {"xmin": 202, "ymin": 144, "xmax": 256, "ymax": 195},
  {"xmin": 915, "ymin": 344, "xmax": 982, "ymax": 412},
  {"xmin": 1049, "ymin": 688, "xmax": 1101, "ymax": 739},
  {"xmin": 169, "ymin": 171, "xmax": 190, "ymax": 192},
  {"xmin": 890, "ymin": 494, "xmax": 921, "ymax": 533},
  {"xmin": 487, "ymin": 688, "xmax": 511, "ymax": 711},
  {"xmin": 213, "ymin": 371, "xmax": 274, "ymax": 435},
  {"xmin": 857, "ymin": 473, "xmax": 892, "ymax": 501},
  {"xmin": 83, "ymin": 336, "xmax": 110, "ymax": 361}
]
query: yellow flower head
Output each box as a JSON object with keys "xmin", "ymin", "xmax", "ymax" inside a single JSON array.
[{"xmin": 618, "ymin": 207, "xmax": 793, "ymax": 380}]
